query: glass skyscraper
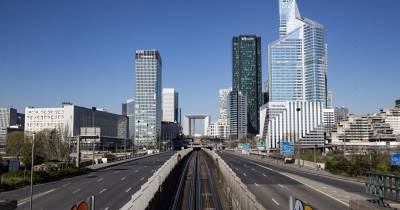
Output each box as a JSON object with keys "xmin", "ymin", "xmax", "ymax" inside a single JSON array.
[
  {"xmin": 135, "ymin": 50, "xmax": 162, "ymax": 146},
  {"xmin": 269, "ymin": 0, "xmax": 327, "ymax": 104},
  {"xmin": 232, "ymin": 35, "xmax": 263, "ymax": 135}
]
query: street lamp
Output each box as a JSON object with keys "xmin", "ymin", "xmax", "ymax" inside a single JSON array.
[
  {"xmin": 296, "ymin": 107, "xmax": 301, "ymax": 167},
  {"xmin": 30, "ymin": 132, "xmax": 36, "ymax": 210}
]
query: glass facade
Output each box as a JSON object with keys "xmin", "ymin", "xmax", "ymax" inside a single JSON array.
[
  {"xmin": 135, "ymin": 50, "xmax": 162, "ymax": 146},
  {"xmin": 269, "ymin": 0, "xmax": 327, "ymax": 105},
  {"xmin": 232, "ymin": 35, "xmax": 263, "ymax": 134}
]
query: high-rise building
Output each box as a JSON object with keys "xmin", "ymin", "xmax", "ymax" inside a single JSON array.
[
  {"xmin": 218, "ymin": 88, "xmax": 231, "ymax": 124},
  {"xmin": 122, "ymin": 103, "xmax": 127, "ymax": 116},
  {"xmin": 126, "ymin": 99, "xmax": 135, "ymax": 142},
  {"xmin": 334, "ymin": 107, "xmax": 349, "ymax": 123},
  {"xmin": 269, "ymin": 0, "xmax": 327, "ymax": 104},
  {"xmin": 228, "ymin": 91, "xmax": 247, "ymax": 140},
  {"xmin": 162, "ymin": 88, "xmax": 179, "ymax": 123},
  {"xmin": 396, "ymin": 99, "xmax": 400, "ymax": 108},
  {"xmin": 0, "ymin": 108, "xmax": 17, "ymax": 128},
  {"xmin": 134, "ymin": 50, "xmax": 162, "ymax": 146},
  {"xmin": 232, "ymin": 35, "xmax": 263, "ymax": 134}
]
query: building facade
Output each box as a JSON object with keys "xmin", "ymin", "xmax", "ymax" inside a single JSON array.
[
  {"xmin": 162, "ymin": 88, "xmax": 179, "ymax": 123},
  {"xmin": 135, "ymin": 50, "xmax": 162, "ymax": 146},
  {"xmin": 269, "ymin": 0, "xmax": 327, "ymax": 104},
  {"xmin": 161, "ymin": 121, "xmax": 181, "ymax": 141},
  {"xmin": 126, "ymin": 99, "xmax": 135, "ymax": 142},
  {"xmin": 25, "ymin": 103, "xmax": 128, "ymax": 150},
  {"xmin": 0, "ymin": 108, "xmax": 17, "ymax": 128},
  {"xmin": 232, "ymin": 35, "xmax": 263, "ymax": 134},
  {"xmin": 228, "ymin": 91, "xmax": 247, "ymax": 140},
  {"xmin": 218, "ymin": 88, "xmax": 231, "ymax": 124},
  {"xmin": 263, "ymin": 101, "xmax": 326, "ymax": 149}
]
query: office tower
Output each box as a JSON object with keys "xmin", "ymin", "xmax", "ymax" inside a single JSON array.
[
  {"xmin": 334, "ymin": 107, "xmax": 349, "ymax": 123},
  {"xmin": 122, "ymin": 103, "xmax": 127, "ymax": 116},
  {"xmin": 327, "ymin": 90, "xmax": 333, "ymax": 109},
  {"xmin": 218, "ymin": 88, "xmax": 231, "ymax": 124},
  {"xmin": 134, "ymin": 50, "xmax": 162, "ymax": 146},
  {"xmin": 232, "ymin": 35, "xmax": 263, "ymax": 134},
  {"xmin": 228, "ymin": 91, "xmax": 247, "ymax": 140},
  {"xmin": 126, "ymin": 99, "xmax": 135, "ymax": 141},
  {"xmin": 396, "ymin": 99, "xmax": 400, "ymax": 108},
  {"xmin": 263, "ymin": 80, "xmax": 269, "ymax": 105},
  {"xmin": 269, "ymin": 0, "xmax": 327, "ymax": 104},
  {"xmin": 162, "ymin": 88, "xmax": 179, "ymax": 123},
  {"xmin": 0, "ymin": 108, "xmax": 17, "ymax": 128}
]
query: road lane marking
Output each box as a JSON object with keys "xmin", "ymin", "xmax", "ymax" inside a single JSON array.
[
  {"xmin": 135, "ymin": 170, "xmax": 139, "ymax": 173},
  {"xmin": 235, "ymin": 167, "xmax": 239, "ymax": 171},
  {"xmin": 278, "ymin": 184, "xmax": 284, "ymax": 188},
  {"xmin": 254, "ymin": 182, "xmax": 259, "ymax": 186},
  {"xmin": 121, "ymin": 177, "xmax": 126, "ymax": 181},
  {"xmin": 262, "ymin": 173, "xmax": 267, "ymax": 177},
  {"xmin": 126, "ymin": 187, "xmax": 132, "ymax": 193},
  {"xmin": 99, "ymin": 188, "xmax": 107, "ymax": 194},
  {"xmin": 18, "ymin": 189, "xmax": 56, "ymax": 206},
  {"xmin": 251, "ymin": 162, "xmax": 349, "ymax": 207},
  {"xmin": 62, "ymin": 183, "xmax": 71, "ymax": 187},
  {"xmin": 97, "ymin": 178, "xmax": 103, "ymax": 182},
  {"xmin": 104, "ymin": 207, "xmax": 110, "ymax": 210},
  {"xmin": 272, "ymin": 198, "xmax": 280, "ymax": 206},
  {"xmin": 114, "ymin": 171, "xmax": 120, "ymax": 174},
  {"xmin": 251, "ymin": 168, "xmax": 255, "ymax": 171},
  {"xmin": 243, "ymin": 173, "xmax": 247, "ymax": 177},
  {"xmin": 140, "ymin": 177, "xmax": 145, "ymax": 181},
  {"xmin": 72, "ymin": 189, "xmax": 81, "ymax": 194}
]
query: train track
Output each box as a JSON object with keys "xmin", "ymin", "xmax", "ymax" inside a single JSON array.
[{"xmin": 170, "ymin": 150, "xmax": 221, "ymax": 210}]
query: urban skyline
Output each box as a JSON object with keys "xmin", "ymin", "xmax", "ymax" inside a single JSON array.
[{"xmin": 0, "ymin": 0, "xmax": 399, "ymax": 119}]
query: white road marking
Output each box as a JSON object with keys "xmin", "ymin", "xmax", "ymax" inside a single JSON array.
[
  {"xmin": 272, "ymin": 198, "xmax": 280, "ymax": 206},
  {"xmin": 62, "ymin": 183, "xmax": 71, "ymax": 187},
  {"xmin": 72, "ymin": 189, "xmax": 81, "ymax": 194},
  {"xmin": 126, "ymin": 187, "xmax": 132, "ymax": 193},
  {"xmin": 99, "ymin": 188, "xmax": 107, "ymax": 194},
  {"xmin": 18, "ymin": 189, "xmax": 56, "ymax": 206},
  {"xmin": 252, "ymin": 162, "xmax": 349, "ymax": 207},
  {"xmin": 278, "ymin": 184, "xmax": 284, "ymax": 188},
  {"xmin": 235, "ymin": 167, "xmax": 239, "ymax": 171},
  {"xmin": 121, "ymin": 177, "xmax": 126, "ymax": 181},
  {"xmin": 251, "ymin": 168, "xmax": 255, "ymax": 171},
  {"xmin": 114, "ymin": 171, "xmax": 120, "ymax": 174},
  {"xmin": 243, "ymin": 173, "xmax": 247, "ymax": 177},
  {"xmin": 135, "ymin": 170, "xmax": 139, "ymax": 173},
  {"xmin": 262, "ymin": 173, "xmax": 267, "ymax": 177},
  {"xmin": 140, "ymin": 177, "xmax": 145, "ymax": 181},
  {"xmin": 254, "ymin": 182, "xmax": 259, "ymax": 186},
  {"xmin": 104, "ymin": 207, "xmax": 110, "ymax": 210},
  {"xmin": 97, "ymin": 178, "xmax": 103, "ymax": 182}
]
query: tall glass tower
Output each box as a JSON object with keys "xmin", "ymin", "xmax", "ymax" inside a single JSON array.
[
  {"xmin": 232, "ymin": 35, "xmax": 263, "ymax": 135},
  {"xmin": 269, "ymin": 0, "xmax": 327, "ymax": 105},
  {"xmin": 135, "ymin": 50, "xmax": 162, "ymax": 146}
]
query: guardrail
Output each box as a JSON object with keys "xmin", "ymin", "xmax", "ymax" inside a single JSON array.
[
  {"xmin": 120, "ymin": 149, "xmax": 192, "ymax": 210},
  {"xmin": 366, "ymin": 172, "xmax": 400, "ymax": 202},
  {"xmin": 203, "ymin": 149, "xmax": 266, "ymax": 210}
]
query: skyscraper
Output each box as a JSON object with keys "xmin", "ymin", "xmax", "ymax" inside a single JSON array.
[
  {"xmin": 269, "ymin": 0, "xmax": 327, "ymax": 104},
  {"xmin": 126, "ymin": 99, "xmax": 135, "ymax": 142},
  {"xmin": 228, "ymin": 91, "xmax": 247, "ymax": 140},
  {"xmin": 134, "ymin": 50, "xmax": 162, "ymax": 146},
  {"xmin": 162, "ymin": 88, "xmax": 179, "ymax": 123},
  {"xmin": 232, "ymin": 35, "xmax": 263, "ymax": 134},
  {"xmin": 218, "ymin": 88, "xmax": 231, "ymax": 124}
]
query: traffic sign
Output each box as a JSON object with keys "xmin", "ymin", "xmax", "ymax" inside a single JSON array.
[
  {"xmin": 280, "ymin": 141, "xmax": 294, "ymax": 157},
  {"xmin": 391, "ymin": 152, "xmax": 400, "ymax": 166}
]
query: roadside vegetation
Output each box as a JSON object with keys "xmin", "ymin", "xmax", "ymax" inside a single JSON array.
[{"xmin": 0, "ymin": 129, "xmax": 89, "ymax": 189}]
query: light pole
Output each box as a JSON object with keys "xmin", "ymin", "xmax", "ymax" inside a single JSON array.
[
  {"xmin": 296, "ymin": 107, "xmax": 301, "ymax": 167},
  {"xmin": 30, "ymin": 132, "xmax": 36, "ymax": 210},
  {"xmin": 92, "ymin": 107, "xmax": 95, "ymax": 167}
]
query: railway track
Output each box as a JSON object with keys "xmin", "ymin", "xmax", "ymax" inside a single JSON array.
[{"xmin": 170, "ymin": 150, "xmax": 221, "ymax": 210}]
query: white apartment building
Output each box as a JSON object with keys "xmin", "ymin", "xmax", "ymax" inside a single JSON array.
[
  {"xmin": 162, "ymin": 88, "xmax": 178, "ymax": 123},
  {"xmin": 25, "ymin": 107, "xmax": 65, "ymax": 133}
]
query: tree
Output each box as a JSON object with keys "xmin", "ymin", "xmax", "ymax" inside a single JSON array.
[{"xmin": 6, "ymin": 131, "xmax": 26, "ymax": 156}]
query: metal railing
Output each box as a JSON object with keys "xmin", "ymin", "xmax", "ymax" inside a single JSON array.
[
  {"xmin": 366, "ymin": 171, "xmax": 400, "ymax": 202},
  {"xmin": 120, "ymin": 149, "xmax": 192, "ymax": 210},
  {"xmin": 203, "ymin": 149, "xmax": 266, "ymax": 210}
]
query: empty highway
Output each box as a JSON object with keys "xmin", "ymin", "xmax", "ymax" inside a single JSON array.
[
  {"xmin": 218, "ymin": 151, "xmax": 367, "ymax": 210},
  {"xmin": 0, "ymin": 151, "xmax": 175, "ymax": 210}
]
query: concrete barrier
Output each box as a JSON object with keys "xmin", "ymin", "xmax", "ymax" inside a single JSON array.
[
  {"xmin": 120, "ymin": 149, "xmax": 192, "ymax": 210},
  {"xmin": 204, "ymin": 149, "xmax": 266, "ymax": 210}
]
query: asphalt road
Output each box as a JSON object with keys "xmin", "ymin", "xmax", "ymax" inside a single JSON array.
[
  {"xmin": 0, "ymin": 151, "xmax": 175, "ymax": 210},
  {"xmin": 219, "ymin": 151, "xmax": 353, "ymax": 210}
]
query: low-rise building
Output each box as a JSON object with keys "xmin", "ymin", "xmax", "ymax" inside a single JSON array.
[{"xmin": 25, "ymin": 103, "xmax": 128, "ymax": 151}]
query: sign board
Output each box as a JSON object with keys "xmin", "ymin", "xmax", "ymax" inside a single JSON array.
[
  {"xmin": 238, "ymin": 143, "xmax": 243, "ymax": 149},
  {"xmin": 280, "ymin": 141, "xmax": 294, "ymax": 157},
  {"xmin": 290, "ymin": 196, "xmax": 314, "ymax": 210},
  {"xmin": 391, "ymin": 152, "xmax": 400, "ymax": 166},
  {"xmin": 256, "ymin": 141, "xmax": 266, "ymax": 150},
  {"xmin": 242, "ymin": 143, "xmax": 250, "ymax": 151}
]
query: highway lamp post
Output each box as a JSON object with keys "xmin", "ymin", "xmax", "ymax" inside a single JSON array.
[
  {"xmin": 30, "ymin": 132, "xmax": 36, "ymax": 210},
  {"xmin": 296, "ymin": 107, "xmax": 301, "ymax": 167},
  {"xmin": 92, "ymin": 107, "xmax": 95, "ymax": 167}
]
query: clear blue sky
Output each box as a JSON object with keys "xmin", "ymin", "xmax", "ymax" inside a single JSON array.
[{"xmin": 1, "ymin": 0, "xmax": 399, "ymax": 120}]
